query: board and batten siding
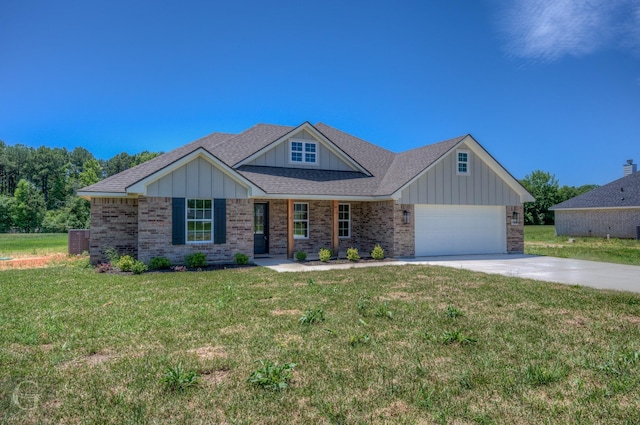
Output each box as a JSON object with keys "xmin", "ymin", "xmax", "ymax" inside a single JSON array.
[
  {"xmin": 245, "ymin": 129, "xmax": 355, "ymax": 171},
  {"xmin": 146, "ymin": 157, "xmax": 249, "ymax": 199},
  {"xmin": 399, "ymin": 144, "xmax": 521, "ymax": 206}
]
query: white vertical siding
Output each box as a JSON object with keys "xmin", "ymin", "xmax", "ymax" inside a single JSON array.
[
  {"xmin": 145, "ymin": 156, "xmax": 249, "ymax": 199},
  {"xmin": 400, "ymin": 143, "xmax": 520, "ymax": 206}
]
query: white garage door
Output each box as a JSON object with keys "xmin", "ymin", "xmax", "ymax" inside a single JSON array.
[{"xmin": 415, "ymin": 205, "xmax": 506, "ymax": 256}]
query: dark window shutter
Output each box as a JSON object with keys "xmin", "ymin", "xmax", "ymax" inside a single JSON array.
[
  {"xmin": 172, "ymin": 198, "xmax": 186, "ymax": 245},
  {"xmin": 214, "ymin": 198, "xmax": 226, "ymax": 244}
]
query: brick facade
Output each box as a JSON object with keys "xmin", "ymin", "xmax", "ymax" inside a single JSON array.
[
  {"xmin": 90, "ymin": 198, "xmax": 139, "ymax": 263},
  {"xmin": 555, "ymin": 209, "xmax": 640, "ymax": 239},
  {"xmin": 506, "ymin": 205, "xmax": 524, "ymax": 253}
]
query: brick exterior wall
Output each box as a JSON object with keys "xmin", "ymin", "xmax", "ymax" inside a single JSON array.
[
  {"xmin": 90, "ymin": 198, "xmax": 139, "ymax": 263},
  {"xmin": 393, "ymin": 203, "xmax": 415, "ymax": 257},
  {"xmin": 506, "ymin": 205, "xmax": 524, "ymax": 253},
  {"xmin": 555, "ymin": 209, "xmax": 640, "ymax": 239},
  {"xmin": 137, "ymin": 197, "xmax": 254, "ymax": 264}
]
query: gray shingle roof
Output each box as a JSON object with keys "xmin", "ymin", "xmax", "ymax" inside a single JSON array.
[
  {"xmin": 79, "ymin": 122, "xmax": 473, "ymax": 198},
  {"xmin": 552, "ymin": 171, "xmax": 640, "ymax": 209}
]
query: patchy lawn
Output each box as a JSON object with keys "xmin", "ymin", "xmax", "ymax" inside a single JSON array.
[
  {"xmin": 1, "ymin": 263, "xmax": 639, "ymax": 424},
  {"xmin": 0, "ymin": 233, "xmax": 68, "ymax": 258},
  {"xmin": 525, "ymin": 225, "xmax": 640, "ymax": 266}
]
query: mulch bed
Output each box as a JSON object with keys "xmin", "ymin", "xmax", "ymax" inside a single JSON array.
[{"xmin": 299, "ymin": 257, "xmax": 397, "ymax": 266}]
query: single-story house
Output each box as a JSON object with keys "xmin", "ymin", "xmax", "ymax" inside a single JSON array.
[
  {"xmin": 78, "ymin": 122, "xmax": 534, "ymax": 264},
  {"xmin": 551, "ymin": 161, "xmax": 640, "ymax": 239}
]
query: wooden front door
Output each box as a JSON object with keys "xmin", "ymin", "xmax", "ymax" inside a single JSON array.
[{"xmin": 253, "ymin": 203, "xmax": 269, "ymax": 255}]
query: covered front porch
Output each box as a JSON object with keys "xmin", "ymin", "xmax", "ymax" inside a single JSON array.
[{"xmin": 251, "ymin": 199, "xmax": 414, "ymax": 259}]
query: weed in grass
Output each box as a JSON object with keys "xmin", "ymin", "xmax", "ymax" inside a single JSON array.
[
  {"xmin": 349, "ymin": 333, "xmax": 371, "ymax": 347},
  {"xmin": 413, "ymin": 356, "xmax": 429, "ymax": 377},
  {"xmin": 445, "ymin": 305, "xmax": 463, "ymax": 320},
  {"xmin": 374, "ymin": 302, "xmax": 393, "ymax": 319},
  {"xmin": 441, "ymin": 330, "xmax": 477, "ymax": 345},
  {"xmin": 307, "ymin": 278, "xmax": 316, "ymax": 286},
  {"xmin": 525, "ymin": 363, "xmax": 566, "ymax": 386},
  {"xmin": 356, "ymin": 297, "xmax": 371, "ymax": 316},
  {"xmin": 247, "ymin": 360, "xmax": 296, "ymax": 390},
  {"xmin": 299, "ymin": 308, "xmax": 325, "ymax": 324},
  {"xmin": 316, "ymin": 401, "xmax": 347, "ymax": 424},
  {"xmin": 416, "ymin": 384, "xmax": 436, "ymax": 409},
  {"xmin": 161, "ymin": 363, "xmax": 199, "ymax": 392}
]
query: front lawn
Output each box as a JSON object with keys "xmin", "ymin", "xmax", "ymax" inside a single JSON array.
[
  {"xmin": 525, "ymin": 225, "xmax": 640, "ymax": 266},
  {"xmin": 0, "ymin": 233, "xmax": 68, "ymax": 258},
  {"xmin": 1, "ymin": 263, "xmax": 639, "ymax": 423}
]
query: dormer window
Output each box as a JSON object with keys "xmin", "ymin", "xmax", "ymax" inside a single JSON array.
[
  {"xmin": 290, "ymin": 140, "xmax": 318, "ymax": 165},
  {"xmin": 457, "ymin": 150, "xmax": 470, "ymax": 175}
]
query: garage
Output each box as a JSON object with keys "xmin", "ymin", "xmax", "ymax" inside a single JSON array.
[{"xmin": 414, "ymin": 205, "xmax": 506, "ymax": 256}]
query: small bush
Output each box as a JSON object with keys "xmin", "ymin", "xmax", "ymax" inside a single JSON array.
[
  {"xmin": 131, "ymin": 260, "xmax": 148, "ymax": 275},
  {"xmin": 247, "ymin": 360, "xmax": 296, "ymax": 391},
  {"xmin": 161, "ymin": 363, "xmax": 199, "ymax": 392},
  {"xmin": 346, "ymin": 247, "xmax": 360, "ymax": 262},
  {"xmin": 295, "ymin": 251, "xmax": 307, "ymax": 261},
  {"xmin": 103, "ymin": 247, "xmax": 120, "ymax": 264},
  {"xmin": 149, "ymin": 257, "xmax": 171, "ymax": 270},
  {"xmin": 370, "ymin": 244, "xmax": 385, "ymax": 260},
  {"xmin": 299, "ymin": 309, "xmax": 325, "ymax": 324},
  {"xmin": 186, "ymin": 252, "xmax": 207, "ymax": 268},
  {"xmin": 319, "ymin": 248, "xmax": 332, "ymax": 262},
  {"xmin": 117, "ymin": 255, "xmax": 135, "ymax": 272},
  {"xmin": 234, "ymin": 253, "xmax": 250, "ymax": 265}
]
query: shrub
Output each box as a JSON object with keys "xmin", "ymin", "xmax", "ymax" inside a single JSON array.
[
  {"xmin": 370, "ymin": 244, "xmax": 384, "ymax": 260},
  {"xmin": 161, "ymin": 363, "xmax": 199, "ymax": 392},
  {"xmin": 131, "ymin": 260, "xmax": 148, "ymax": 275},
  {"xmin": 185, "ymin": 252, "xmax": 207, "ymax": 268},
  {"xmin": 295, "ymin": 251, "xmax": 307, "ymax": 261},
  {"xmin": 149, "ymin": 257, "xmax": 171, "ymax": 270},
  {"xmin": 117, "ymin": 255, "xmax": 135, "ymax": 272},
  {"xmin": 103, "ymin": 247, "xmax": 120, "ymax": 264},
  {"xmin": 346, "ymin": 247, "xmax": 360, "ymax": 262},
  {"xmin": 234, "ymin": 253, "xmax": 249, "ymax": 265},
  {"xmin": 247, "ymin": 360, "xmax": 296, "ymax": 391},
  {"xmin": 319, "ymin": 248, "xmax": 332, "ymax": 262}
]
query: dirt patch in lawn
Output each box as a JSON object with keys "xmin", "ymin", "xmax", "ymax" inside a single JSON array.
[
  {"xmin": 187, "ymin": 345, "xmax": 228, "ymax": 360},
  {"xmin": 272, "ymin": 309, "xmax": 302, "ymax": 316},
  {"xmin": 200, "ymin": 367, "xmax": 231, "ymax": 385},
  {"xmin": 0, "ymin": 253, "xmax": 77, "ymax": 270}
]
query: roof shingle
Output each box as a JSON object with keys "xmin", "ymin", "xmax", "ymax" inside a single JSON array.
[{"xmin": 552, "ymin": 172, "xmax": 640, "ymax": 209}]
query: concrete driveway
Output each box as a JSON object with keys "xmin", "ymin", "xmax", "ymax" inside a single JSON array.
[
  {"xmin": 255, "ymin": 254, "xmax": 640, "ymax": 293},
  {"xmin": 403, "ymin": 254, "xmax": 640, "ymax": 293}
]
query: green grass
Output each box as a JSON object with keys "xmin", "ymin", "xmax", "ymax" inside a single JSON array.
[
  {"xmin": 0, "ymin": 233, "xmax": 68, "ymax": 257},
  {"xmin": 2, "ymin": 262, "xmax": 640, "ymax": 423},
  {"xmin": 525, "ymin": 225, "xmax": 640, "ymax": 266}
]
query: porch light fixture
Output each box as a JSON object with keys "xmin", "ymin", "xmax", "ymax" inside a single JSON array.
[
  {"xmin": 403, "ymin": 210, "xmax": 411, "ymax": 224},
  {"xmin": 511, "ymin": 211, "xmax": 519, "ymax": 225}
]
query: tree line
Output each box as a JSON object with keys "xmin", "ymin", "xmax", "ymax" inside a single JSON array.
[
  {"xmin": 519, "ymin": 170, "xmax": 598, "ymax": 225},
  {"xmin": 0, "ymin": 140, "xmax": 595, "ymax": 232},
  {"xmin": 0, "ymin": 141, "xmax": 161, "ymax": 233}
]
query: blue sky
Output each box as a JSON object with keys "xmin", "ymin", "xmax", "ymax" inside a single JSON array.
[{"xmin": 1, "ymin": 0, "xmax": 639, "ymax": 187}]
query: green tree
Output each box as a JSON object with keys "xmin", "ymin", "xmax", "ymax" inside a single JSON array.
[
  {"xmin": 13, "ymin": 179, "xmax": 46, "ymax": 232},
  {"xmin": 0, "ymin": 195, "xmax": 15, "ymax": 232},
  {"xmin": 557, "ymin": 184, "xmax": 599, "ymax": 203},
  {"xmin": 520, "ymin": 170, "xmax": 559, "ymax": 225}
]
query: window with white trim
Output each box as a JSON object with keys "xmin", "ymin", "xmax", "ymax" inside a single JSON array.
[
  {"xmin": 338, "ymin": 203, "xmax": 350, "ymax": 238},
  {"xmin": 290, "ymin": 141, "xmax": 318, "ymax": 164},
  {"xmin": 457, "ymin": 150, "xmax": 470, "ymax": 175},
  {"xmin": 187, "ymin": 199, "xmax": 212, "ymax": 242},
  {"xmin": 293, "ymin": 202, "xmax": 309, "ymax": 239}
]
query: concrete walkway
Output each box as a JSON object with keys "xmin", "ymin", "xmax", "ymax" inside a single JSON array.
[{"xmin": 253, "ymin": 254, "xmax": 640, "ymax": 293}]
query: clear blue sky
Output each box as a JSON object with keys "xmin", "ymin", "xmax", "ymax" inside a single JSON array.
[{"xmin": 1, "ymin": 0, "xmax": 639, "ymax": 187}]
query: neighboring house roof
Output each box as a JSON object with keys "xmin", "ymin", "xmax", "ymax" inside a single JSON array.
[
  {"xmin": 552, "ymin": 171, "xmax": 640, "ymax": 210},
  {"xmin": 79, "ymin": 122, "xmax": 532, "ymax": 202}
]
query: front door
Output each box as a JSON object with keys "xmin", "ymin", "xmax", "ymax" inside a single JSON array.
[{"xmin": 253, "ymin": 203, "xmax": 269, "ymax": 255}]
